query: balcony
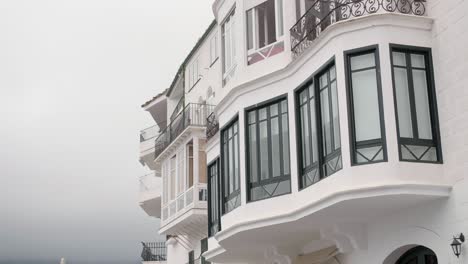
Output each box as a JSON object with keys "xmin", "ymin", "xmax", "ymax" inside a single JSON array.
[
  {"xmin": 139, "ymin": 173, "xmax": 162, "ymax": 218},
  {"xmin": 140, "ymin": 125, "xmax": 160, "ymax": 170},
  {"xmin": 290, "ymin": 0, "xmax": 427, "ymax": 58},
  {"xmin": 141, "ymin": 241, "xmax": 167, "ymax": 263},
  {"xmin": 155, "ymin": 103, "xmax": 215, "ymax": 160},
  {"xmin": 160, "ymin": 183, "xmax": 208, "ymax": 237}
]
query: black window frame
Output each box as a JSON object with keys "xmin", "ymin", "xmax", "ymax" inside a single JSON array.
[
  {"xmin": 188, "ymin": 250, "xmax": 195, "ymax": 264},
  {"xmin": 207, "ymin": 158, "xmax": 221, "ymax": 237},
  {"xmin": 344, "ymin": 45, "xmax": 388, "ymax": 166},
  {"xmin": 244, "ymin": 94, "xmax": 292, "ymax": 202},
  {"xmin": 295, "ymin": 58, "xmax": 343, "ymax": 190},
  {"xmin": 389, "ymin": 44, "xmax": 443, "ymax": 163},
  {"xmin": 220, "ymin": 115, "xmax": 241, "ymax": 215}
]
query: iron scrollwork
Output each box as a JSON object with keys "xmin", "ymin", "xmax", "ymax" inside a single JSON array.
[{"xmin": 290, "ymin": 0, "xmax": 427, "ymax": 57}]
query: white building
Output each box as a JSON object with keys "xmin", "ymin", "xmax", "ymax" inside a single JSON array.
[{"xmin": 138, "ymin": 0, "xmax": 468, "ymax": 263}]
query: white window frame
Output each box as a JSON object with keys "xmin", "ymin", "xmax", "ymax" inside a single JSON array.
[
  {"xmin": 210, "ymin": 33, "xmax": 219, "ymax": 65},
  {"xmin": 246, "ymin": 0, "xmax": 284, "ymax": 55},
  {"xmin": 188, "ymin": 58, "xmax": 200, "ymax": 89},
  {"xmin": 222, "ymin": 8, "xmax": 237, "ymax": 83}
]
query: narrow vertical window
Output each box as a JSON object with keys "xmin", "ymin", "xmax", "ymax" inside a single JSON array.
[
  {"xmin": 210, "ymin": 32, "xmax": 218, "ymax": 65},
  {"xmin": 188, "ymin": 250, "xmax": 194, "ymax": 264},
  {"xmin": 208, "ymin": 159, "xmax": 221, "ymax": 237},
  {"xmin": 345, "ymin": 47, "xmax": 387, "ymax": 165},
  {"xmin": 390, "ymin": 45, "xmax": 442, "ymax": 162},
  {"xmin": 222, "ymin": 8, "xmax": 236, "ymax": 85},
  {"xmin": 296, "ymin": 61, "xmax": 342, "ymax": 189},
  {"xmin": 246, "ymin": 97, "xmax": 291, "ymax": 201},
  {"xmin": 221, "ymin": 118, "xmax": 241, "ymax": 214}
]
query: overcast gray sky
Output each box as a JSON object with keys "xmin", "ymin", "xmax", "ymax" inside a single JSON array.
[{"xmin": 0, "ymin": 1, "xmax": 213, "ymax": 262}]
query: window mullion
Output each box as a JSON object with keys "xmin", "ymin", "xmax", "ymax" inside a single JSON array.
[{"xmin": 405, "ymin": 52, "xmax": 419, "ymax": 140}]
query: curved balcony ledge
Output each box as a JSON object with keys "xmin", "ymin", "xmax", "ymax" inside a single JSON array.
[
  {"xmin": 210, "ymin": 175, "xmax": 451, "ymax": 262},
  {"xmin": 214, "ymin": 12, "xmax": 433, "ymax": 117}
]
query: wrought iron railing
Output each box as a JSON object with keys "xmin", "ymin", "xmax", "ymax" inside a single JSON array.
[
  {"xmin": 290, "ymin": 0, "xmax": 426, "ymax": 57},
  {"xmin": 154, "ymin": 103, "xmax": 215, "ymax": 159},
  {"xmin": 141, "ymin": 242, "xmax": 167, "ymax": 261},
  {"xmin": 206, "ymin": 112, "xmax": 219, "ymax": 140}
]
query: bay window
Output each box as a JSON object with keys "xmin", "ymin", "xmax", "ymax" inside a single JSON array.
[
  {"xmin": 222, "ymin": 8, "xmax": 236, "ymax": 85},
  {"xmin": 246, "ymin": 97, "xmax": 291, "ymax": 201},
  {"xmin": 390, "ymin": 45, "xmax": 442, "ymax": 163},
  {"xmin": 246, "ymin": 0, "xmax": 284, "ymax": 65},
  {"xmin": 345, "ymin": 46, "xmax": 387, "ymax": 165},
  {"xmin": 297, "ymin": 62, "xmax": 342, "ymax": 189},
  {"xmin": 221, "ymin": 118, "xmax": 240, "ymax": 214}
]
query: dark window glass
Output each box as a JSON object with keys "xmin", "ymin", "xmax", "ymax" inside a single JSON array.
[
  {"xmin": 390, "ymin": 46, "xmax": 442, "ymax": 163},
  {"xmin": 207, "ymin": 159, "xmax": 221, "ymax": 237},
  {"xmin": 201, "ymin": 238, "xmax": 210, "ymax": 264},
  {"xmin": 345, "ymin": 48, "xmax": 387, "ymax": 165},
  {"xmin": 221, "ymin": 118, "xmax": 241, "ymax": 214},
  {"xmin": 297, "ymin": 62, "xmax": 342, "ymax": 189},
  {"xmin": 246, "ymin": 97, "xmax": 291, "ymax": 201}
]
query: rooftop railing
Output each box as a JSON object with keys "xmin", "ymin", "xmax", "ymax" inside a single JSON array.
[
  {"xmin": 154, "ymin": 103, "xmax": 215, "ymax": 159},
  {"xmin": 141, "ymin": 242, "xmax": 167, "ymax": 262},
  {"xmin": 290, "ymin": 0, "xmax": 427, "ymax": 57}
]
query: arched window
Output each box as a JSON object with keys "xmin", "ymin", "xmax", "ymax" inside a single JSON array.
[{"xmin": 396, "ymin": 246, "xmax": 437, "ymax": 264}]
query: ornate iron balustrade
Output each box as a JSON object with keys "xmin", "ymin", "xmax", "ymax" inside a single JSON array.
[
  {"xmin": 141, "ymin": 242, "xmax": 167, "ymax": 261},
  {"xmin": 206, "ymin": 112, "xmax": 219, "ymax": 140},
  {"xmin": 290, "ymin": 0, "xmax": 426, "ymax": 57},
  {"xmin": 154, "ymin": 103, "xmax": 215, "ymax": 159}
]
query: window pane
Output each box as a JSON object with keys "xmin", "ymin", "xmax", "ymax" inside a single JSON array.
[
  {"xmin": 276, "ymin": 0, "xmax": 284, "ymax": 36},
  {"xmin": 352, "ymin": 68, "xmax": 381, "ymax": 141},
  {"xmin": 229, "ymin": 137, "xmax": 234, "ymax": 193},
  {"xmin": 392, "ymin": 52, "xmax": 406, "ymax": 66},
  {"xmin": 249, "ymin": 125, "xmax": 258, "ymax": 183},
  {"xmin": 259, "ymin": 121, "xmax": 269, "ymax": 180},
  {"xmin": 310, "ymin": 98, "xmax": 318, "ymax": 163},
  {"xmin": 300, "ymin": 104, "xmax": 311, "ymax": 168},
  {"xmin": 233, "ymin": 131, "xmax": 239, "ymax": 190},
  {"xmin": 321, "ymin": 88, "xmax": 332, "ymax": 154},
  {"xmin": 350, "ymin": 53, "xmax": 375, "ymax": 70},
  {"xmin": 413, "ymin": 69, "xmax": 433, "ymax": 140},
  {"xmin": 270, "ymin": 103, "xmax": 278, "ymax": 116},
  {"xmin": 394, "ymin": 67, "xmax": 413, "ymax": 138},
  {"xmin": 331, "ymin": 80, "xmax": 340, "ymax": 150},
  {"xmin": 282, "ymin": 113, "xmax": 290, "ymax": 174},
  {"xmin": 411, "ymin": 54, "xmax": 425, "ymax": 68},
  {"xmin": 246, "ymin": 9, "xmax": 254, "ymax": 50},
  {"xmin": 271, "ymin": 116, "xmax": 281, "ymax": 177}
]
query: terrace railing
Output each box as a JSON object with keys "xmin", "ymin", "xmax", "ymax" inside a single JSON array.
[
  {"xmin": 141, "ymin": 241, "xmax": 167, "ymax": 262},
  {"xmin": 290, "ymin": 0, "xmax": 427, "ymax": 57},
  {"xmin": 154, "ymin": 103, "xmax": 215, "ymax": 159},
  {"xmin": 161, "ymin": 183, "xmax": 208, "ymax": 224}
]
